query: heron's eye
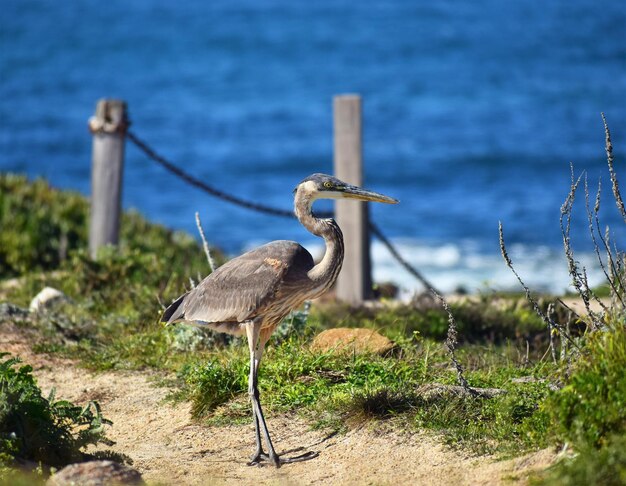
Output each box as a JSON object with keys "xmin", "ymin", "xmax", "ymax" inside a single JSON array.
[{"xmin": 323, "ymin": 181, "xmax": 333, "ymax": 189}]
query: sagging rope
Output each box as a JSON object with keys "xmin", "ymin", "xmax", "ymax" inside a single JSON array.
[
  {"xmin": 126, "ymin": 129, "xmax": 438, "ymax": 293},
  {"xmin": 127, "ymin": 131, "xmax": 295, "ymax": 219}
]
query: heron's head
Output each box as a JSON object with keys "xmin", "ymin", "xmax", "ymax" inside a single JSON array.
[{"xmin": 294, "ymin": 173, "xmax": 398, "ymax": 204}]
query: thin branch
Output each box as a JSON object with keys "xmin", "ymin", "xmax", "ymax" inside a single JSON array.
[
  {"xmin": 430, "ymin": 289, "xmax": 478, "ymax": 396},
  {"xmin": 556, "ymin": 298, "xmax": 581, "ymax": 321},
  {"xmin": 602, "ymin": 113, "xmax": 626, "ymax": 223},
  {"xmin": 195, "ymin": 211, "xmax": 216, "ymax": 273},
  {"xmin": 547, "ymin": 303, "xmax": 558, "ymax": 364},
  {"xmin": 596, "ymin": 185, "xmax": 623, "ymax": 288},
  {"xmin": 560, "ymin": 169, "xmax": 593, "ymax": 318},
  {"xmin": 560, "ymin": 313, "xmax": 572, "ymax": 363},
  {"xmin": 586, "ymin": 178, "xmax": 624, "ymax": 309},
  {"xmin": 155, "ymin": 293, "xmax": 166, "ymax": 311},
  {"xmin": 608, "ymin": 230, "xmax": 626, "ymax": 309},
  {"xmin": 499, "ymin": 222, "xmax": 580, "ymax": 350}
]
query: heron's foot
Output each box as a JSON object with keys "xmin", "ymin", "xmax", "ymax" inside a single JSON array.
[
  {"xmin": 247, "ymin": 450, "xmax": 318, "ymax": 468},
  {"xmin": 247, "ymin": 450, "xmax": 271, "ymax": 466}
]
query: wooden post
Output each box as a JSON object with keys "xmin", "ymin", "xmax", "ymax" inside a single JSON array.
[
  {"xmin": 333, "ymin": 94, "xmax": 373, "ymax": 304},
  {"xmin": 88, "ymin": 99, "xmax": 128, "ymax": 259}
]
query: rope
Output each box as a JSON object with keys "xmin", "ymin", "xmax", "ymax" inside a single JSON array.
[
  {"xmin": 127, "ymin": 129, "xmax": 437, "ymax": 293},
  {"xmin": 369, "ymin": 222, "xmax": 438, "ymax": 292},
  {"xmin": 127, "ymin": 131, "xmax": 295, "ymax": 218}
]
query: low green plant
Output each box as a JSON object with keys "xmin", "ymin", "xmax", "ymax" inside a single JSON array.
[
  {"xmin": 174, "ymin": 330, "xmax": 556, "ymax": 457},
  {"xmin": 530, "ymin": 323, "xmax": 626, "ymax": 485},
  {"xmin": 546, "ymin": 323, "xmax": 626, "ymax": 449},
  {"xmin": 1, "ymin": 174, "xmax": 226, "ymax": 376},
  {"xmin": 0, "ymin": 353, "xmax": 113, "ymax": 471},
  {"xmin": 534, "ymin": 433, "xmax": 626, "ymax": 486}
]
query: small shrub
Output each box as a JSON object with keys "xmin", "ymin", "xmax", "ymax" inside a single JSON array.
[
  {"xmin": 533, "ymin": 434, "xmax": 626, "ymax": 486},
  {"xmin": 545, "ymin": 323, "xmax": 626, "ymax": 449},
  {"xmin": 0, "ymin": 353, "xmax": 113, "ymax": 470}
]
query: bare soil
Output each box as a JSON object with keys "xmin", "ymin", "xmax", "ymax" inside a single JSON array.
[{"xmin": 2, "ymin": 326, "xmax": 556, "ymax": 486}]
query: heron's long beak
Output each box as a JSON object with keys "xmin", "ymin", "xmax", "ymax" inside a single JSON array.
[{"xmin": 341, "ymin": 185, "xmax": 399, "ymax": 204}]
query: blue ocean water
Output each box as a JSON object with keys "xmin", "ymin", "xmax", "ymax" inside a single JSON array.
[{"xmin": 1, "ymin": 0, "xmax": 625, "ymax": 294}]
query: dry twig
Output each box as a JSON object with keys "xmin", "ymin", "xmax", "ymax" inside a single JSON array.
[
  {"xmin": 585, "ymin": 178, "xmax": 622, "ymax": 310},
  {"xmin": 430, "ymin": 289, "xmax": 478, "ymax": 396},
  {"xmin": 602, "ymin": 112, "xmax": 626, "ymax": 223},
  {"xmin": 195, "ymin": 212, "xmax": 216, "ymax": 273},
  {"xmin": 547, "ymin": 303, "xmax": 558, "ymax": 364},
  {"xmin": 560, "ymin": 168, "xmax": 596, "ymax": 322},
  {"xmin": 499, "ymin": 222, "xmax": 580, "ymax": 350}
]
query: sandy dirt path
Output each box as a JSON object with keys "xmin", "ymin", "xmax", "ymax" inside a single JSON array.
[{"xmin": 2, "ymin": 326, "xmax": 555, "ymax": 485}]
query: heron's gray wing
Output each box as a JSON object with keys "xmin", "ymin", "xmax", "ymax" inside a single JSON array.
[{"xmin": 174, "ymin": 240, "xmax": 314, "ymax": 324}]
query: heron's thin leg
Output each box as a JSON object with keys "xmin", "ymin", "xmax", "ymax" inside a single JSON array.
[
  {"xmin": 250, "ymin": 338, "xmax": 285, "ymax": 466},
  {"xmin": 246, "ymin": 323, "xmax": 319, "ymax": 468},
  {"xmin": 250, "ymin": 391, "xmax": 263, "ymax": 461},
  {"xmin": 250, "ymin": 337, "xmax": 279, "ymax": 465},
  {"xmin": 246, "ymin": 322, "xmax": 266, "ymax": 465}
]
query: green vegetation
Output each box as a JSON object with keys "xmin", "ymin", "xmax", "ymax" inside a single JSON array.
[
  {"xmin": 0, "ymin": 353, "xmax": 113, "ymax": 472},
  {"xmin": 534, "ymin": 434, "xmax": 626, "ymax": 486},
  {"xmin": 1, "ymin": 171, "xmax": 625, "ymax": 484},
  {"xmin": 175, "ymin": 336, "xmax": 556, "ymax": 456},
  {"xmin": 313, "ymin": 297, "xmax": 547, "ymax": 343},
  {"xmin": 0, "ymin": 173, "xmax": 221, "ymax": 282},
  {"xmin": 547, "ymin": 324, "xmax": 625, "ymax": 449},
  {"xmin": 0, "ymin": 175, "xmax": 87, "ymax": 277}
]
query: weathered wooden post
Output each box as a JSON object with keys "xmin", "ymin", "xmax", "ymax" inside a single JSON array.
[
  {"xmin": 87, "ymin": 99, "xmax": 128, "ymax": 259},
  {"xmin": 333, "ymin": 94, "xmax": 373, "ymax": 304}
]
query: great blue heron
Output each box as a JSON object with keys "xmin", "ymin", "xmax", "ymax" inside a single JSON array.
[{"xmin": 161, "ymin": 173, "xmax": 398, "ymax": 467}]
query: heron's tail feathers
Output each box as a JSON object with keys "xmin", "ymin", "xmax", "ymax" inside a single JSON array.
[{"xmin": 161, "ymin": 292, "xmax": 188, "ymax": 324}]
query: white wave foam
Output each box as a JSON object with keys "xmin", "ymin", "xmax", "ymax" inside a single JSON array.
[
  {"xmin": 244, "ymin": 238, "xmax": 608, "ymax": 299},
  {"xmin": 370, "ymin": 239, "xmax": 606, "ymax": 298}
]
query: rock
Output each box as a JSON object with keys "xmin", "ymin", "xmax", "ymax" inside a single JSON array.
[
  {"xmin": 47, "ymin": 460, "xmax": 143, "ymax": 486},
  {"xmin": 311, "ymin": 328, "xmax": 395, "ymax": 355},
  {"xmin": 29, "ymin": 287, "xmax": 66, "ymax": 312},
  {"xmin": 416, "ymin": 383, "xmax": 507, "ymax": 401}
]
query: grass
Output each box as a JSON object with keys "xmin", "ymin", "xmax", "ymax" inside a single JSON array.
[
  {"xmin": 1, "ymin": 170, "xmax": 625, "ymax": 483},
  {"xmin": 167, "ymin": 333, "xmax": 557, "ymax": 456}
]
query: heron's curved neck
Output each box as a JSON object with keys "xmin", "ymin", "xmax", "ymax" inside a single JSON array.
[{"xmin": 294, "ymin": 191, "xmax": 344, "ymax": 291}]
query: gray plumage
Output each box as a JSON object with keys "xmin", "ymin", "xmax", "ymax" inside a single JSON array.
[
  {"xmin": 163, "ymin": 240, "xmax": 315, "ymax": 334},
  {"xmin": 161, "ymin": 173, "xmax": 397, "ymax": 468}
]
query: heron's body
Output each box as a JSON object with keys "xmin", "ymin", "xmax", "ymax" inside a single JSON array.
[
  {"xmin": 162, "ymin": 173, "xmax": 396, "ymax": 467},
  {"xmin": 163, "ymin": 238, "xmax": 335, "ymax": 338}
]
